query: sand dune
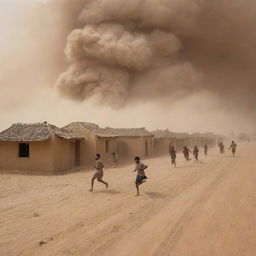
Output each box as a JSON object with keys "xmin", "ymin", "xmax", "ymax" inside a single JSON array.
[{"xmin": 1, "ymin": 143, "xmax": 256, "ymax": 256}]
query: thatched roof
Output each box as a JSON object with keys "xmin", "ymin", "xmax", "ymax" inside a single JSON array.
[
  {"xmin": 64, "ymin": 122, "xmax": 99, "ymax": 133},
  {"xmin": 0, "ymin": 122, "xmax": 83, "ymax": 142},
  {"xmin": 64, "ymin": 122, "xmax": 153, "ymax": 138},
  {"xmin": 172, "ymin": 132, "xmax": 190, "ymax": 139},
  {"xmin": 95, "ymin": 127, "xmax": 153, "ymax": 138},
  {"xmin": 151, "ymin": 129, "xmax": 176, "ymax": 139}
]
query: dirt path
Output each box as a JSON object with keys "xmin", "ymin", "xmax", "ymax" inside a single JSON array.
[{"xmin": 1, "ymin": 143, "xmax": 256, "ymax": 256}]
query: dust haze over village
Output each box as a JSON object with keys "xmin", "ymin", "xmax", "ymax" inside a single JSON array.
[{"xmin": 1, "ymin": 1, "xmax": 256, "ymax": 256}]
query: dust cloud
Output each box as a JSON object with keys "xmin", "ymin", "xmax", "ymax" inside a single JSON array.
[{"xmin": 56, "ymin": 0, "xmax": 256, "ymax": 116}]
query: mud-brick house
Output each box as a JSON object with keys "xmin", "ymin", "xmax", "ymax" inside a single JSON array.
[
  {"xmin": 96, "ymin": 127, "xmax": 154, "ymax": 160},
  {"xmin": 64, "ymin": 122, "xmax": 154, "ymax": 165},
  {"xmin": 64, "ymin": 122, "xmax": 118, "ymax": 166},
  {"xmin": 0, "ymin": 122, "xmax": 83, "ymax": 174},
  {"xmin": 173, "ymin": 132, "xmax": 190, "ymax": 151},
  {"xmin": 187, "ymin": 133, "xmax": 204, "ymax": 148},
  {"xmin": 151, "ymin": 129, "xmax": 177, "ymax": 156},
  {"xmin": 201, "ymin": 132, "xmax": 216, "ymax": 147}
]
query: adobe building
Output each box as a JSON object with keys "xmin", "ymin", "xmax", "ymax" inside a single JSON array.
[
  {"xmin": 200, "ymin": 132, "xmax": 217, "ymax": 147},
  {"xmin": 151, "ymin": 129, "xmax": 177, "ymax": 156},
  {"xmin": 0, "ymin": 122, "xmax": 83, "ymax": 174},
  {"xmin": 64, "ymin": 122, "xmax": 154, "ymax": 165},
  {"xmin": 173, "ymin": 132, "xmax": 191, "ymax": 151}
]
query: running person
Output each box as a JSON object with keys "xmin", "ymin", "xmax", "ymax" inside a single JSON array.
[
  {"xmin": 133, "ymin": 156, "xmax": 148, "ymax": 195},
  {"xmin": 89, "ymin": 154, "xmax": 108, "ymax": 192},
  {"xmin": 112, "ymin": 152, "xmax": 119, "ymax": 167},
  {"xmin": 204, "ymin": 145, "xmax": 208, "ymax": 156},
  {"xmin": 183, "ymin": 146, "xmax": 191, "ymax": 161},
  {"xmin": 169, "ymin": 146, "xmax": 177, "ymax": 167},
  {"xmin": 218, "ymin": 142, "xmax": 225, "ymax": 154},
  {"xmin": 193, "ymin": 146, "xmax": 199, "ymax": 162},
  {"xmin": 229, "ymin": 141, "xmax": 237, "ymax": 156}
]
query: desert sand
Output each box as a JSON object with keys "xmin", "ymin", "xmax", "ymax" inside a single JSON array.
[{"xmin": 1, "ymin": 142, "xmax": 256, "ymax": 256}]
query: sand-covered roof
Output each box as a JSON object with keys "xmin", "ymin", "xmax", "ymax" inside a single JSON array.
[
  {"xmin": 0, "ymin": 122, "xmax": 83, "ymax": 142},
  {"xmin": 151, "ymin": 129, "xmax": 176, "ymax": 139},
  {"xmin": 172, "ymin": 132, "xmax": 190, "ymax": 139},
  {"xmin": 95, "ymin": 127, "xmax": 153, "ymax": 138},
  {"xmin": 64, "ymin": 122, "xmax": 99, "ymax": 132},
  {"xmin": 64, "ymin": 122, "xmax": 153, "ymax": 138}
]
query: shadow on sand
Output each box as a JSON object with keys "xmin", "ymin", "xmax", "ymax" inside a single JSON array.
[
  {"xmin": 175, "ymin": 165, "xmax": 198, "ymax": 169},
  {"xmin": 94, "ymin": 189, "xmax": 121, "ymax": 194},
  {"xmin": 145, "ymin": 192, "xmax": 167, "ymax": 199}
]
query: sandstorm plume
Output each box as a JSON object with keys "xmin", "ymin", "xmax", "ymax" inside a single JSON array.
[{"xmin": 56, "ymin": 0, "xmax": 256, "ymax": 116}]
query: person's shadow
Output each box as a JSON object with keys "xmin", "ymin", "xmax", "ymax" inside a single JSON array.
[
  {"xmin": 145, "ymin": 192, "xmax": 167, "ymax": 199},
  {"xmin": 94, "ymin": 189, "xmax": 121, "ymax": 194}
]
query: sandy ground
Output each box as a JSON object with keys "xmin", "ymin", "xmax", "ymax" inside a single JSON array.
[{"xmin": 1, "ymin": 143, "xmax": 256, "ymax": 256}]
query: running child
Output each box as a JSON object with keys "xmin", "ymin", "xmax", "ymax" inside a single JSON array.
[
  {"xmin": 193, "ymin": 146, "xmax": 199, "ymax": 162},
  {"xmin": 183, "ymin": 146, "xmax": 191, "ymax": 161},
  {"xmin": 169, "ymin": 146, "xmax": 177, "ymax": 167},
  {"xmin": 229, "ymin": 141, "xmax": 237, "ymax": 156},
  {"xmin": 89, "ymin": 154, "xmax": 108, "ymax": 192},
  {"xmin": 133, "ymin": 156, "xmax": 148, "ymax": 196}
]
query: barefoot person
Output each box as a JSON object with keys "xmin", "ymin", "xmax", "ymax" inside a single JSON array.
[
  {"xmin": 183, "ymin": 146, "xmax": 191, "ymax": 161},
  {"xmin": 204, "ymin": 144, "xmax": 208, "ymax": 156},
  {"xmin": 229, "ymin": 141, "xmax": 237, "ymax": 156},
  {"xmin": 133, "ymin": 156, "xmax": 148, "ymax": 195},
  {"xmin": 112, "ymin": 152, "xmax": 119, "ymax": 167},
  {"xmin": 169, "ymin": 146, "xmax": 177, "ymax": 167},
  {"xmin": 89, "ymin": 154, "xmax": 108, "ymax": 192},
  {"xmin": 218, "ymin": 142, "xmax": 225, "ymax": 154},
  {"xmin": 193, "ymin": 146, "xmax": 199, "ymax": 162}
]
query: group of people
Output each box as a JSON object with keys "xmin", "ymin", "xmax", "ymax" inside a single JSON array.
[
  {"xmin": 89, "ymin": 141, "xmax": 238, "ymax": 195},
  {"xmin": 169, "ymin": 145, "xmax": 202, "ymax": 167},
  {"xmin": 89, "ymin": 153, "xmax": 147, "ymax": 195},
  {"xmin": 218, "ymin": 140, "xmax": 237, "ymax": 156}
]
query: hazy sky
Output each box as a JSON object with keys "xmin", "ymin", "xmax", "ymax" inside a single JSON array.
[{"xmin": 0, "ymin": 0, "xmax": 254, "ymax": 135}]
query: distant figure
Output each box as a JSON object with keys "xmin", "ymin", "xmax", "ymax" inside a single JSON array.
[
  {"xmin": 229, "ymin": 141, "xmax": 237, "ymax": 156},
  {"xmin": 133, "ymin": 156, "xmax": 148, "ymax": 196},
  {"xmin": 89, "ymin": 154, "xmax": 108, "ymax": 192},
  {"xmin": 169, "ymin": 146, "xmax": 177, "ymax": 167},
  {"xmin": 183, "ymin": 146, "xmax": 191, "ymax": 161},
  {"xmin": 218, "ymin": 142, "xmax": 225, "ymax": 154},
  {"xmin": 204, "ymin": 145, "xmax": 208, "ymax": 156},
  {"xmin": 112, "ymin": 152, "xmax": 119, "ymax": 167},
  {"xmin": 193, "ymin": 146, "xmax": 199, "ymax": 162}
]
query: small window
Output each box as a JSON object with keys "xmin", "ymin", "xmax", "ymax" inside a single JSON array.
[
  {"xmin": 19, "ymin": 143, "xmax": 29, "ymax": 158},
  {"xmin": 105, "ymin": 140, "xmax": 109, "ymax": 153}
]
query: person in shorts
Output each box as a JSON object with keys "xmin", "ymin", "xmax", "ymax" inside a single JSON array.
[
  {"xmin": 112, "ymin": 152, "xmax": 119, "ymax": 167},
  {"xmin": 169, "ymin": 146, "xmax": 177, "ymax": 167},
  {"xmin": 204, "ymin": 145, "xmax": 208, "ymax": 156},
  {"xmin": 183, "ymin": 146, "xmax": 191, "ymax": 161},
  {"xmin": 229, "ymin": 141, "xmax": 237, "ymax": 156},
  {"xmin": 193, "ymin": 146, "xmax": 199, "ymax": 162},
  {"xmin": 89, "ymin": 154, "xmax": 108, "ymax": 192},
  {"xmin": 133, "ymin": 156, "xmax": 148, "ymax": 195}
]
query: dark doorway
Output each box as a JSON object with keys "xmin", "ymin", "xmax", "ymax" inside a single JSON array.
[
  {"xmin": 75, "ymin": 141, "xmax": 80, "ymax": 166},
  {"xmin": 105, "ymin": 140, "xmax": 109, "ymax": 153},
  {"xmin": 19, "ymin": 143, "xmax": 29, "ymax": 158},
  {"xmin": 145, "ymin": 140, "xmax": 148, "ymax": 156}
]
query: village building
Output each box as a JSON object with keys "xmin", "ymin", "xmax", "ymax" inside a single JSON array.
[
  {"xmin": 0, "ymin": 122, "xmax": 83, "ymax": 174},
  {"xmin": 151, "ymin": 129, "xmax": 177, "ymax": 156},
  {"xmin": 188, "ymin": 133, "xmax": 204, "ymax": 147},
  {"xmin": 173, "ymin": 132, "xmax": 191, "ymax": 151},
  {"xmin": 200, "ymin": 132, "xmax": 217, "ymax": 147},
  {"xmin": 64, "ymin": 122, "xmax": 154, "ymax": 165}
]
